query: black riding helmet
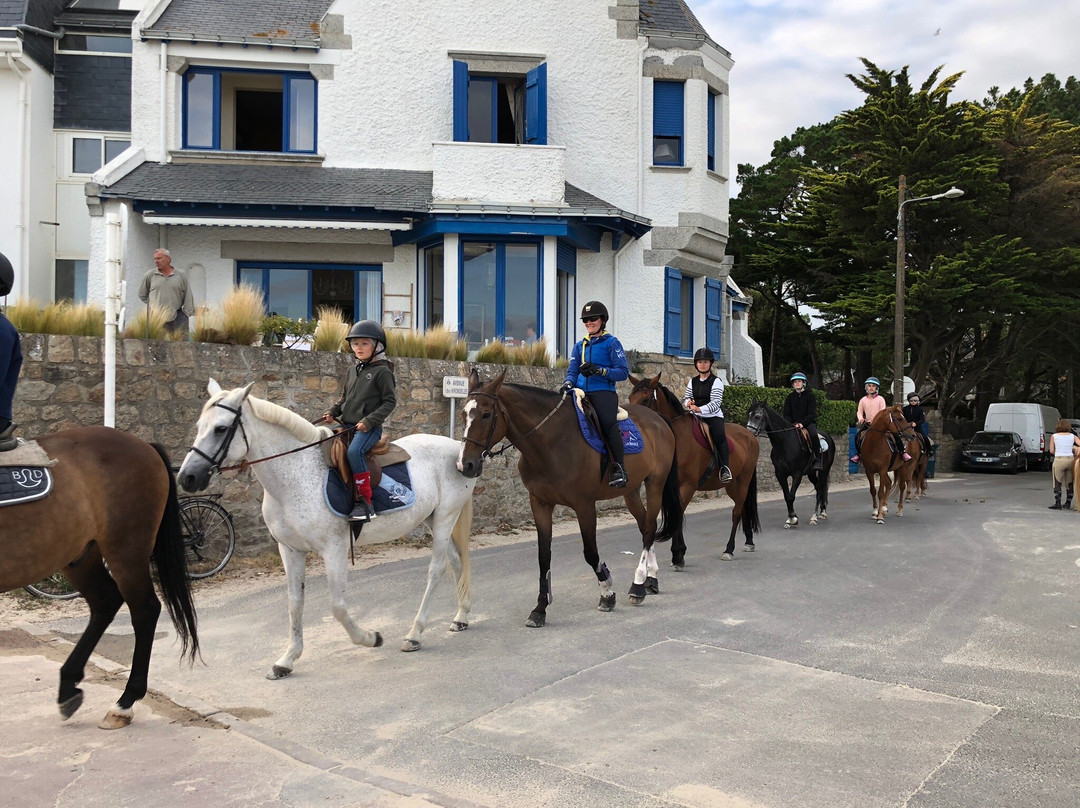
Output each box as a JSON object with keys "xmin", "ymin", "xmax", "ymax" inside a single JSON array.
[
  {"xmin": 693, "ymin": 347, "xmax": 715, "ymax": 363},
  {"xmin": 580, "ymin": 300, "xmax": 609, "ymax": 325},
  {"xmin": 907, "ymin": 392, "xmax": 920, "ymax": 402},
  {"xmin": 344, "ymin": 319, "xmax": 387, "ymax": 355},
  {"xmin": 0, "ymin": 252, "xmax": 13, "ymax": 297}
]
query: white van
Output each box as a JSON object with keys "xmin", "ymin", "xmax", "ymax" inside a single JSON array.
[{"xmin": 984, "ymin": 402, "xmax": 1062, "ymax": 470}]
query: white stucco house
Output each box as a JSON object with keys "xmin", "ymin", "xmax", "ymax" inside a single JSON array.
[{"xmin": 83, "ymin": 0, "xmax": 762, "ymax": 378}]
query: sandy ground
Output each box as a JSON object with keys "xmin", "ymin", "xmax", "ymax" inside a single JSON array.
[{"xmin": 1, "ymin": 476, "xmax": 877, "ymax": 625}]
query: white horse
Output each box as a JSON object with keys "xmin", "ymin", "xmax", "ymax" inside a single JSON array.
[{"xmin": 178, "ymin": 380, "xmax": 476, "ymax": 679}]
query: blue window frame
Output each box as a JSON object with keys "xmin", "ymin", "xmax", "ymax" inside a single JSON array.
[
  {"xmin": 664, "ymin": 267, "xmax": 693, "ymax": 356},
  {"xmin": 458, "ymin": 239, "xmax": 542, "ymax": 349},
  {"xmin": 237, "ymin": 262, "xmax": 380, "ymax": 322},
  {"xmin": 183, "ymin": 67, "xmax": 317, "ymax": 153},
  {"xmin": 452, "ymin": 60, "xmax": 547, "ymax": 145},
  {"xmin": 705, "ymin": 277, "xmax": 722, "ymax": 357},
  {"xmin": 653, "ymin": 81, "xmax": 684, "ymax": 166},
  {"xmin": 707, "ymin": 90, "xmax": 718, "ymax": 172}
]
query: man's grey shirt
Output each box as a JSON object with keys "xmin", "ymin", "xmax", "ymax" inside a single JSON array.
[{"xmin": 138, "ymin": 269, "xmax": 195, "ymax": 322}]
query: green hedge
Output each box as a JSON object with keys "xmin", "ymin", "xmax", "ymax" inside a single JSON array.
[{"xmin": 724, "ymin": 385, "xmax": 858, "ymax": 435}]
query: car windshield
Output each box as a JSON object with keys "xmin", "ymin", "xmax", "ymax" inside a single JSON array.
[{"xmin": 971, "ymin": 432, "xmax": 1014, "ymax": 446}]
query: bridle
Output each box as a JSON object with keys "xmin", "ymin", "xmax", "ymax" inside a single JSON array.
[
  {"xmin": 187, "ymin": 400, "xmax": 248, "ymax": 474},
  {"xmin": 462, "ymin": 389, "xmax": 567, "ymax": 458},
  {"xmin": 746, "ymin": 403, "xmax": 798, "ymax": 437}
]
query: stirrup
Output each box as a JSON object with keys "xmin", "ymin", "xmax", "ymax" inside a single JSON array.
[
  {"xmin": 719, "ymin": 466, "xmax": 733, "ymax": 483},
  {"xmin": 0, "ymin": 423, "xmax": 16, "ymax": 452},
  {"xmin": 811, "ymin": 457, "xmax": 823, "ymax": 470},
  {"xmin": 348, "ymin": 500, "xmax": 376, "ymax": 522},
  {"xmin": 608, "ymin": 463, "xmax": 628, "ymax": 488}
]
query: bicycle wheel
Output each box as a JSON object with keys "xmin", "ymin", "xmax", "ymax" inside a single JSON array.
[
  {"xmin": 180, "ymin": 498, "xmax": 235, "ymax": 579},
  {"xmin": 24, "ymin": 572, "xmax": 81, "ymax": 600}
]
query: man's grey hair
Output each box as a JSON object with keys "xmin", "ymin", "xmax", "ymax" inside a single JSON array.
[{"xmin": 154, "ymin": 248, "xmax": 171, "ymax": 258}]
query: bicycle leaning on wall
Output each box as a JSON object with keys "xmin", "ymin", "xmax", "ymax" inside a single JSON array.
[{"xmin": 23, "ymin": 492, "xmax": 236, "ymax": 599}]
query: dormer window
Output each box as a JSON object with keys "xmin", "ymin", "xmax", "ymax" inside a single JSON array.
[
  {"xmin": 452, "ymin": 61, "xmax": 547, "ymax": 145},
  {"xmin": 182, "ymin": 67, "xmax": 317, "ymax": 153}
]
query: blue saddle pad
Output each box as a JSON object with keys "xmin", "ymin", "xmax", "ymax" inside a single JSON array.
[
  {"xmin": 324, "ymin": 461, "xmax": 416, "ymax": 519},
  {"xmin": 574, "ymin": 407, "xmax": 644, "ymax": 455},
  {"xmin": 0, "ymin": 466, "xmax": 52, "ymax": 507}
]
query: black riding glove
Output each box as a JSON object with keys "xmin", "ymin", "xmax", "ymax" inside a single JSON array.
[
  {"xmin": 559, "ymin": 380, "xmax": 574, "ymax": 394},
  {"xmin": 579, "ymin": 362, "xmax": 603, "ymax": 377}
]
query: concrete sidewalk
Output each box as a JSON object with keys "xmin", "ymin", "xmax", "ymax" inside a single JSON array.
[{"xmin": 1, "ymin": 626, "xmax": 477, "ymax": 808}]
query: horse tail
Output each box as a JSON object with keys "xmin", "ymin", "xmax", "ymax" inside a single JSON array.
[
  {"xmin": 742, "ymin": 470, "xmax": 761, "ymax": 536},
  {"xmin": 450, "ymin": 496, "xmax": 473, "ymax": 604},
  {"xmin": 149, "ymin": 443, "xmax": 200, "ymax": 664},
  {"xmin": 655, "ymin": 447, "xmax": 684, "ymax": 543}
]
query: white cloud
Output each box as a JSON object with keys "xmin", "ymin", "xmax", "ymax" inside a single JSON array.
[{"xmin": 690, "ymin": 0, "xmax": 1080, "ymax": 177}]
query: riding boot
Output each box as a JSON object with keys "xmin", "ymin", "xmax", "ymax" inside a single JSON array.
[
  {"xmin": 717, "ymin": 436, "xmax": 732, "ymax": 483},
  {"xmin": 1049, "ymin": 484, "xmax": 1062, "ymax": 510},
  {"xmin": 811, "ymin": 450, "xmax": 823, "ymax": 471},
  {"xmin": 606, "ymin": 424, "xmax": 627, "ymax": 488},
  {"xmin": 350, "ymin": 472, "xmax": 376, "ymax": 521},
  {"xmin": 0, "ymin": 422, "xmax": 16, "ymax": 452},
  {"xmin": 1066, "ymin": 485, "xmax": 1074, "ymax": 510}
]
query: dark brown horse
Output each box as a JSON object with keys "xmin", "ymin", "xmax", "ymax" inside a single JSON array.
[
  {"xmin": 628, "ymin": 374, "xmax": 760, "ymax": 566},
  {"xmin": 861, "ymin": 406, "xmax": 923, "ymax": 523},
  {"xmin": 457, "ymin": 368, "xmax": 682, "ymax": 626},
  {"xmin": 0, "ymin": 427, "xmax": 198, "ymax": 728}
]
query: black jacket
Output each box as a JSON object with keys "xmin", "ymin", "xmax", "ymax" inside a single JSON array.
[
  {"xmin": 782, "ymin": 389, "xmax": 818, "ymax": 425},
  {"xmin": 902, "ymin": 404, "xmax": 925, "ymax": 426}
]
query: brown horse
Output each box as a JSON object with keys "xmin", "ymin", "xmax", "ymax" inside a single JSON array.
[
  {"xmin": 0, "ymin": 427, "xmax": 198, "ymax": 728},
  {"xmin": 457, "ymin": 368, "xmax": 682, "ymax": 626},
  {"xmin": 860, "ymin": 406, "xmax": 923, "ymax": 523},
  {"xmin": 628, "ymin": 374, "xmax": 760, "ymax": 566}
]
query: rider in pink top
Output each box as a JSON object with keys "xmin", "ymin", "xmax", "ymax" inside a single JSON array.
[{"xmin": 850, "ymin": 377, "xmax": 910, "ymax": 463}]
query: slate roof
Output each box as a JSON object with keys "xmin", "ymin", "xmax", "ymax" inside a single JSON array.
[
  {"xmin": 145, "ymin": 0, "xmax": 334, "ymax": 45},
  {"xmin": 0, "ymin": 0, "xmax": 27, "ymax": 29},
  {"xmin": 639, "ymin": 0, "xmax": 712, "ymax": 40},
  {"xmin": 98, "ymin": 162, "xmax": 648, "ymax": 225}
]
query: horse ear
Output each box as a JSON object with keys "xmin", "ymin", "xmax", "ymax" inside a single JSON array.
[
  {"xmin": 628, "ymin": 374, "xmax": 641, "ymax": 387},
  {"xmin": 650, "ymin": 372, "xmax": 661, "ymax": 386},
  {"xmin": 207, "ymin": 378, "xmax": 222, "ymax": 396},
  {"xmin": 468, "ymin": 367, "xmax": 482, "ymax": 392},
  {"xmin": 491, "ymin": 366, "xmax": 508, "ymax": 392},
  {"xmin": 238, "ymin": 381, "xmax": 256, "ymax": 402}
]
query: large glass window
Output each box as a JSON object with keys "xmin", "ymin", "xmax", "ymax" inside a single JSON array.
[
  {"xmin": 239, "ymin": 263, "xmax": 380, "ymax": 322},
  {"xmin": 183, "ymin": 68, "xmax": 317, "ymax": 153},
  {"xmin": 70, "ymin": 136, "xmax": 130, "ymax": 175},
  {"xmin": 453, "ymin": 61, "xmax": 547, "ymax": 145},
  {"xmin": 423, "ymin": 245, "xmax": 444, "ymax": 328},
  {"xmin": 460, "ymin": 240, "xmax": 541, "ymax": 350}
]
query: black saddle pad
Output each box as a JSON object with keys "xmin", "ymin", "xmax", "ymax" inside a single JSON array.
[{"xmin": 0, "ymin": 466, "xmax": 53, "ymax": 507}]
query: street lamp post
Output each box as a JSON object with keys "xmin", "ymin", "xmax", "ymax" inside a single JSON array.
[{"xmin": 893, "ymin": 176, "xmax": 964, "ymax": 405}]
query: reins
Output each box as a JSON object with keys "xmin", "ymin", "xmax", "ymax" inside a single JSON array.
[
  {"xmin": 465, "ymin": 389, "xmax": 568, "ymax": 458},
  {"xmin": 190, "ymin": 401, "xmax": 353, "ymax": 476}
]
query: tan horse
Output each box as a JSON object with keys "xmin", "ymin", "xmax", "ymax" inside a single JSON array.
[
  {"xmin": 628, "ymin": 374, "xmax": 760, "ymax": 565},
  {"xmin": 0, "ymin": 427, "xmax": 198, "ymax": 728},
  {"xmin": 860, "ymin": 406, "xmax": 923, "ymax": 523}
]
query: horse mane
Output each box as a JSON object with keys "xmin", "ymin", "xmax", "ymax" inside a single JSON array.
[
  {"xmin": 504, "ymin": 382, "xmax": 562, "ymax": 401},
  {"xmin": 656, "ymin": 382, "xmax": 684, "ymax": 412},
  {"xmin": 206, "ymin": 389, "xmax": 324, "ymax": 444}
]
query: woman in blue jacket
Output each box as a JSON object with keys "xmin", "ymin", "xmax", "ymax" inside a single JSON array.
[{"xmin": 561, "ymin": 301, "xmax": 630, "ymax": 487}]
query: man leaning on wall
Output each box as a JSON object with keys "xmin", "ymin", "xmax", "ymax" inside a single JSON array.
[{"xmin": 138, "ymin": 249, "xmax": 195, "ymax": 336}]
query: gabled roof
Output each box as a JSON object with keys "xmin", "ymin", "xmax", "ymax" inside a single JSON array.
[
  {"xmin": 639, "ymin": 0, "xmax": 712, "ymax": 41},
  {"xmin": 145, "ymin": 0, "xmax": 334, "ymax": 45}
]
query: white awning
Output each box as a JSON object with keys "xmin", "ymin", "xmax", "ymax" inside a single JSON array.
[{"xmin": 140, "ymin": 214, "xmax": 412, "ymax": 231}]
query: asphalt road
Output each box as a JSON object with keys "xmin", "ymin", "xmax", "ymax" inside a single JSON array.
[{"xmin": 9, "ymin": 470, "xmax": 1080, "ymax": 808}]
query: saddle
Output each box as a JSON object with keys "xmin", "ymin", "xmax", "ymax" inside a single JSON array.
[
  {"xmin": 0, "ymin": 439, "xmax": 57, "ymax": 508},
  {"xmin": 321, "ymin": 423, "xmax": 410, "ymax": 494}
]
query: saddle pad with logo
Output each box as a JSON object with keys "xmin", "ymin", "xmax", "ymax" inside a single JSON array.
[
  {"xmin": 324, "ymin": 461, "xmax": 416, "ymax": 518},
  {"xmin": 573, "ymin": 406, "xmax": 644, "ymax": 455},
  {"xmin": 690, "ymin": 418, "xmax": 736, "ymax": 454},
  {"xmin": 0, "ymin": 466, "xmax": 53, "ymax": 507}
]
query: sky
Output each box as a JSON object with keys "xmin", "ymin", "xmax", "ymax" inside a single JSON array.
[{"xmin": 688, "ymin": 0, "xmax": 1080, "ymax": 179}]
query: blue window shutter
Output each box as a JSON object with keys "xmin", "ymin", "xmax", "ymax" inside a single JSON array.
[
  {"xmin": 664, "ymin": 267, "xmax": 683, "ymax": 354},
  {"xmin": 707, "ymin": 91, "xmax": 716, "ymax": 172},
  {"xmin": 556, "ymin": 240, "xmax": 576, "ymax": 275},
  {"xmin": 653, "ymin": 80, "xmax": 684, "ymax": 165},
  {"xmin": 452, "ymin": 60, "xmax": 469, "ymax": 142},
  {"xmin": 525, "ymin": 63, "xmax": 547, "ymax": 145},
  {"xmin": 705, "ymin": 277, "xmax": 722, "ymax": 355}
]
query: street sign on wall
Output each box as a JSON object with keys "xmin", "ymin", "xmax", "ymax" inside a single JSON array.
[{"xmin": 443, "ymin": 376, "xmax": 469, "ymax": 399}]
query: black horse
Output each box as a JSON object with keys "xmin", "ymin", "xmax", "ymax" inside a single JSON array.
[{"xmin": 746, "ymin": 401, "xmax": 835, "ymax": 529}]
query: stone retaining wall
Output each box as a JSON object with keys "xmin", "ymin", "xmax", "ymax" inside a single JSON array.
[{"xmin": 13, "ymin": 335, "xmax": 851, "ymax": 553}]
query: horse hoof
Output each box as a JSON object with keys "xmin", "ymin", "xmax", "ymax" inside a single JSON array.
[
  {"xmin": 809, "ymin": 516, "xmax": 818, "ymax": 526},
  {"xmin": 58, "ymin": 690, "xmax": 84, "ymax": 720},
  {"xmin": 783, "ymin": 522, "xmax": 794, "ymax": 530},
  {"xmin": 876, "ymin": 518, "xmax": 885, "ymax": 525},
  {"xmin": 645, "ymin": 576, "xmax": 660, "ymax": 595},
  {"xmin": 628, "ymin": 582, "xmax": 647, "ymax": 602},
  {"xmin": 743, "ymin": 544, "xmax": 755, "ymax": 553},
  {"xmin": 628, "ymin": 594, "xmax": 645, "ymax": 606},
  {"xmin": 526, "ymin": 611, "xmax": 546, "ymax": 628},
  {"xmin": 401, "ymin": 638, "xmax": 421, "ymax": 652},
  {"xmin": 721, "ymin": 552, "xmax": 733, "ymax": 561},
  {"xmin": 450, "ymin": 621, "xmax": 468, "ymax": 632},
  {"xmin": 98, "ymin": 707, "xmax": 133, "ymax": 730},
  {"xmin": 372, "ymin": 632, "xmax": 384, "ymax": 648},
  {"xmin": 670, "ymin": 560, "xmax": 684, "ymax": 571},
  {"xmin": 598, "ymin": 593, "xmax": 616, "ymax": 612},
  {"xmin": 819, "ymin": 513, "xmax": 828, "ymax": 520},
  {"xmin": 266, "ymin": 665, "xmax": 293, "ymax": 680}
]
